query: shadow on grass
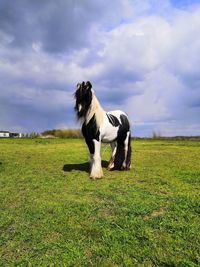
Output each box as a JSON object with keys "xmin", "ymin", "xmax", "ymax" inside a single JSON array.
[
  {"xmin": 0, "ymin": 162, "xmax": 4, "ymax": 172},
  {"xmin": 62, "ymin": 160, "xmax": 108, "ymax": 173}
]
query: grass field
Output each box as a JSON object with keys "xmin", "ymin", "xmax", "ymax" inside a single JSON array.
[{"xmin": 0, "ymin": 138, "xmax": 200, "ymax": 266}]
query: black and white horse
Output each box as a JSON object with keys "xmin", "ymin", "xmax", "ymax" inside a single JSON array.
[{"xmin": 74, "ymin": 81, "xmax": 131, "ymax": 179}]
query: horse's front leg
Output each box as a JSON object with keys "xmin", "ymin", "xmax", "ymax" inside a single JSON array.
[{"xmin": 90, "ymin": 139, "xmax": 103, "ymax": 179}]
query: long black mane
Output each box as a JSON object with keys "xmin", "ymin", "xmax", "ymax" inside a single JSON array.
[{"xmin": 74, "ymin": 81, "xmax": 93, "ymax": 120}]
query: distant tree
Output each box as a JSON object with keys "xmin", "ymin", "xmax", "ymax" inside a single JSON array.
[
  {"xmin": 29, "ymin": 132, "xmax": 39, "ymax": 138},
  {"xmin": 41, "ymin": 128, "xmax": 82, "ymax": 138},
  {"xmin": 152, "ymin": 131, "xmax": 162, "ymax": 139}
]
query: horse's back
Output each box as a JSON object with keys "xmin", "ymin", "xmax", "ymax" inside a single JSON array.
[
  {"xmin": 107, "ymin": 110, "xmax": 128, "ymax": 120},
  {"xmin": 100, "ymin": 110, "xmax": 130, "ymax": 143},
  {"xmin": 107, "ymin": 110, "xmax": 130, "ymax": 130}
]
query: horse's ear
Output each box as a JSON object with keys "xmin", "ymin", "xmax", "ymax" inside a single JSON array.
[
  {"xmin": 81, "ymin": 81, "xmax": 85, "ymax": 87},
  {"xmin": 86, "ymin": 81, "xmax": 92, "ymax": 90},
  {"xmin": 77, "ymin": 83, "xmax": 81, "ymax": 89}
]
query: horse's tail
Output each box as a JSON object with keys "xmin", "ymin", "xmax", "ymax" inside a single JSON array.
[{"xmin": 126, "ymin": 131, "xmax": 132, "ymax": 170}]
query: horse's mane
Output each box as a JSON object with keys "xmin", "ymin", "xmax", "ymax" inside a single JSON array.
[
  {"xmin": 86, "ymin": 93, "xmax": 104, "ymax": 128},
  {"xmin": 74, "ymin": 81, "xmax": 105, "ymax": 128}
]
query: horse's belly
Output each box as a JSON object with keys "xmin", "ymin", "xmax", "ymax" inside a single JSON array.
[{"xmin": 101, "ymin": 127, "xmax": 118, "ymax": 143}]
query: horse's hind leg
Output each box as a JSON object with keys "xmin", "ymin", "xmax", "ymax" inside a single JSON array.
[
  {"xmin": 112, "ymin": 131, "xmax": 131, "ymax": 171},
  {"xmin": 111, "ymin": 140, "xmax": 124, "ymax": 170},
  {"xmin": 108, "ymin": 141, "xmax": 117, "ymax": 170}
]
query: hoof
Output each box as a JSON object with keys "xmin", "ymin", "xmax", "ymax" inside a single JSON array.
[
  {"xmin": 90, "ymin": 174, "xmax": 103, "ymax": 179},
  {"xmin": 107, "ymin": 162, "xmax": 114, "ymax": 171},
  {"xmin": 90, "ymin": 168, "xmax": 103, "ymax": 179},
  {"xmin": 90, "ymin": 176, "xmax": 103, "ymax": 180},
  {"xmin": 107, "ymin": 166, "xmax": 115, "ymax": 171}
]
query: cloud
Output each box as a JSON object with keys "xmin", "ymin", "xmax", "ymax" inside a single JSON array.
[
  {"xmin": 0, "ymin": 0, "xmax": 200, "ymax": 136},
  {"xmin": 86, "ymin": 4, "xmax": 200, "ymax": 136},
  {"xmin": 0, "ymin": 0, "xmax": 129, "ymax": 53}
]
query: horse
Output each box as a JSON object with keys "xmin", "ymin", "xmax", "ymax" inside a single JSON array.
[{"xmin": 74, "ymin": 81, "xmax": 131, "ymax": 179}]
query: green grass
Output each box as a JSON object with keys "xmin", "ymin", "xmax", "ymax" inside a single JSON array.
[{"xmin": 0, "ymin": 138, "xmax": 200, "ymax": 266}]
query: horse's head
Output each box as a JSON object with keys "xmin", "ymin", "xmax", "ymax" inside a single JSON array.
[{"xmin": 74, "ymin": 81, "xmax": 93, "ymax": 119}]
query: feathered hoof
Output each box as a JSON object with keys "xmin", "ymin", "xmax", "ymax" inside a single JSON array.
[
  {"xmin": 108, "ymin": 165, "xmax": 131, "ymax": 171},
  {"xmin": 90, "ymin": 176, "xmax": 103, "ymax": 180},
  {"xmin": 107, "ymin": 161, "xmax": 114, "ymax": 171},
  {"xmin": 108, "ymin": 166, "xmax": 120, "ymax": 171},
  {"xmin": 107, "ymin": 166, "xmax": 115, "ymax": 171},
  {"xmin": 90, "ymin": 168, "xmax": 103, "ymax": 179},
  {"xmin": 121, "ymin": 165, "xmax": 131, "ymax": 171}
]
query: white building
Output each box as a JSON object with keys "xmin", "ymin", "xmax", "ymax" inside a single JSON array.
[
  {"xmin": 0, "ymin": 131, "xmax": 22, "ymax": 138},
  {"xmin": 0, "ymin": 131, "xmax": 10, "ymax": 138}
]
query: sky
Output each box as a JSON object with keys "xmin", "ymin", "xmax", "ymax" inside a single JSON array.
[{"xmin": 0, "ymin": 0, "xmax": 200, "ymax": 137}]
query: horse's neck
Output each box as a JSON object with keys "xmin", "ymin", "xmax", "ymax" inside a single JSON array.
[{"xmin": 86, "ymin": 94, "xmax": 105, "ymax": 127}]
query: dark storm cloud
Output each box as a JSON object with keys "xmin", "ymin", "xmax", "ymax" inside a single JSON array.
[
  {"xmin": 0, "ymin": 1, "xmax": 86, "ymax": 52},
  {"xmin": 0, "ymin": 0, "xmax": 123, "ymax": 53}
]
